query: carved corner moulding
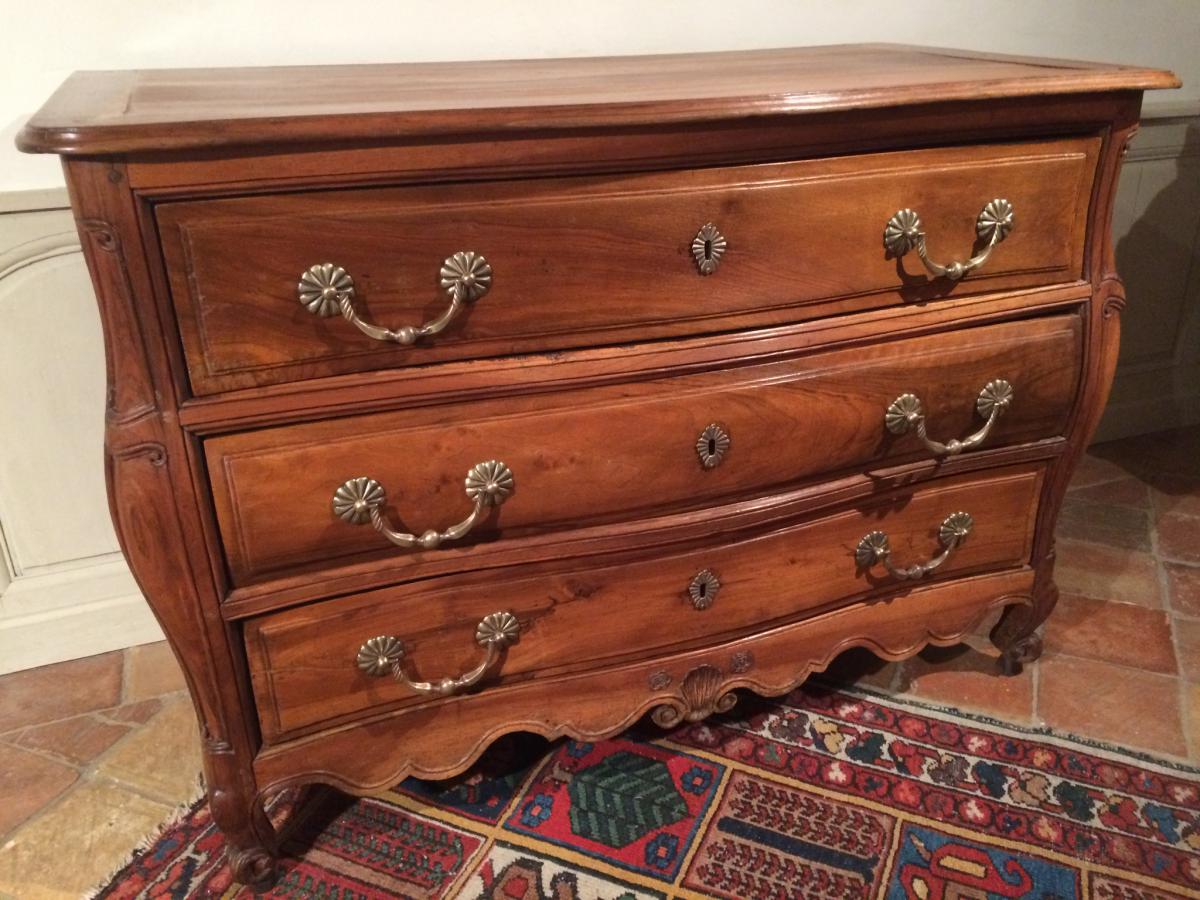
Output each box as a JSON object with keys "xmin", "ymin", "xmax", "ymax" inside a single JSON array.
[
  {"xmin": 1100, "ymin": 275, "xmax": 1128, "ymax": 318},
  {"xmin": 76, "ymin": 217, "xmax": 159, "ymax": 425},
  {"xmin": 110, "ymin": 441, "xmax": 168, "ymax": 466}
]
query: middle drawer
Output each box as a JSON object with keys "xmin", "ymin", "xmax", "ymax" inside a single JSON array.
[
  {"xmin": 206, "ymin": 313, "xmax": 1080, "ymax": 585},
  {"xmin": 244, "ymin": 462, "xmax": 1044, "ymax": 742}
]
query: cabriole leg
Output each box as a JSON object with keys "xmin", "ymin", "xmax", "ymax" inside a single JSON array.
[
  {"xmin": 204, "ymin": 747, "xmax": 279, "ymax": 890},
  {"xmin": 990, "ymin": 551, "xmax": 1056, "ymax": 676}
]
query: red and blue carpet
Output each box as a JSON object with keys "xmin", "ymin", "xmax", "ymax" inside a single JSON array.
[{"xmin": 93, "ymin": 684, "xmax": 1200, "ymax": 898}]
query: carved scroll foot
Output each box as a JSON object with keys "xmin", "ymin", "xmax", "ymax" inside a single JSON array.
[
  {"xmin": 990, "ymin": 550, "xmax": 1056, "ymax": 677},
  {"xmin": 991, "ymin": 604, "xmax": 1047, "ymax": 677},
  {"xmin": 205, "ymin": 749, "xmax": 280, "ymax": 889},
  {"xmin": 227, "ymin": 844, "xmax": 279, "ymax": 891},
  {"xmin": 997, "ymin": 632, "xmax": 1044, "ymax": 677}
]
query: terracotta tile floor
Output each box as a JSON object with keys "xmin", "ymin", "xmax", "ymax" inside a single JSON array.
[
  {"xmin": 1, "ymin": 426, "xmax": 1197, "ymax": 897},
  {"xmin": 831, "ymin": 423, "xmax": 1200, "ymax": 760},
  {"xmin": 0, "ymin": 643, "xmax": 201, "ymax": 897}
]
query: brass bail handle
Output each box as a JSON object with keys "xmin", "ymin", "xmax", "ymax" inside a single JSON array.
[
  {"xmin": 332, "ymin": 460, "xmax": 514, "ymax": 551},
  {"xmin": 855, "ymin": 512, "xmax": 974, "ymax": 581},
  {"xmin": 356, "ymin": 611, "xmax": 520, "ymax": 697},
  {"xmin": 884, "ymin": 199, "xmax": 1014, "ymax": 281},
  {"xmin": 885, "ymin": 379, "xmax": 1014, "ymax": 457},
  {"xmin": 298, "ymin": 251, "xmax": 492, "ymax": 344}
]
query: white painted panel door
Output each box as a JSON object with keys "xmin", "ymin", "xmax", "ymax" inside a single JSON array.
[
  {"xmin": 0, "ymin": 210, "xmax": 115, "ymax": 568},
  {"xmin": 0, "ymin": 202, "xmax": 160, "ymax": 674}
]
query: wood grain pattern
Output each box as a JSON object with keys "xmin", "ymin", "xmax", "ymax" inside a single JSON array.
[
  {"xmin": 19, "ymin": 45, "xmax": 1176, "ymax": 887},
  {"xmin": 17, "ymin": 45, "xmax": 1177, "ymax": 155},
  {"xmin": 121, "ymin": 92, "xmax": 1141, "ymax": 196},
  {"xmin": 62, "ymin": 160, "xmax": 279, "ymax": 888},
  {"xmin": 176, "ymin": 283, "xmax": 1090, "ymax": 436},
  {"xmin": 246, "ymin": 463, "xmax": 1043, "ymax": 742},
  {"xmin": 219, "ymin": 438, "xmax": 1068, "ymax": 621},
  {"xmin": 252, "ymin": 567, "xmax": 1036, "ymax": 794},
  {"xmin": 206, "ymin": 314, "xmax": 1079, "ymax": 585},
  {"xmin": 159, "ymin": 138, "xmax": 1095, "ymax": 393}
]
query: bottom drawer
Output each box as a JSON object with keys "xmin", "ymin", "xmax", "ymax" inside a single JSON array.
[{"xmin": 246, "ymin": 463, "xmax": 1044, "ymax": 741}]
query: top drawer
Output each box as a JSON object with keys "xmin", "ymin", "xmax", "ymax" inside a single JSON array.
[{"xmin": 157, "ymin": 137, "xmax": 1098, "ymax": 395}]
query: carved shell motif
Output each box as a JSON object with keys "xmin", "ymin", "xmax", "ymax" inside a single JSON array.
[{"xmin": 650, "ymin": 664, "xmax": 738, "ymax": 728}]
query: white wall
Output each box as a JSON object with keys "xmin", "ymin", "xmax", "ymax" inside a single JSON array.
[
  {"xmin": 0, "ymin": 2, "xmax": 1196, "ymax": 672},
  {"xmin": 2, "ymin": 0, "xmax": 1197, "ymax": 192}
]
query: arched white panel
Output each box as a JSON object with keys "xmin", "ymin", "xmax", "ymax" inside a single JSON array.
[
  {"xmin": 0, "ymin": 240, "xmax": 118, "ymax": 570},
  {"xmin": 0, "ymin": 206, "xmax": 160, "ymax": 673}
]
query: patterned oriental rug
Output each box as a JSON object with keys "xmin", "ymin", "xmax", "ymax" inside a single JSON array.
[{"xmin": 93, "ymin": 684, "xmax": 1200, "ymax": 899}]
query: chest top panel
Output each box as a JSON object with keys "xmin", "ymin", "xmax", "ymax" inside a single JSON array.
[{"xmin": 17, "ymin": 44, "xmax": 1177, "ymax": 156}]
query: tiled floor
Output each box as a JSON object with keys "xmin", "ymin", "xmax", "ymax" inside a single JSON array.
[
  {"xmin": 1, "ymin": 425, "xmax": 1197, "ymax": 897},
  {"xmin": 0, "ymin": 644, "xmax": 202, "ymax": 897},
  {"xmin": 830, "ymin": 423, "xmax": 1200, "ymax": 760}
]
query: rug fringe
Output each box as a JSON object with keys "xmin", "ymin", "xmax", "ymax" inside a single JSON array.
[{"xmin": 82, "ymin": 773, "xmax": 207, "ymax": 900}]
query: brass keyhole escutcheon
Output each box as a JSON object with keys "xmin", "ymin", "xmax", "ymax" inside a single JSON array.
[
  {"xmin": 696, "ymin": 423, "xmax": 730, "ymax": 469},
  {"xmin": 692, "ymin": 223, "xmax": 727, "ymax": 275},
  {"xmin": 688, "ymin": 569, "xmax": 721, "ymax": 610}
]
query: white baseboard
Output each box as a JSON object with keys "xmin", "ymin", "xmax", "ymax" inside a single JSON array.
[{"xmin": 0, "ymin": 558, "xmax": 162, "ymax": 674}]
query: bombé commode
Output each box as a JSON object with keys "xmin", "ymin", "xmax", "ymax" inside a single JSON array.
[{"xmin": 18, "ymin": 45, "xmax": 1178, "ymax": 886}]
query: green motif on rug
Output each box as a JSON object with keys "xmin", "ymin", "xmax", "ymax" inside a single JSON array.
[{"xmin": 567, "ymin": 751, "xmax": 688, "ymax": 847}]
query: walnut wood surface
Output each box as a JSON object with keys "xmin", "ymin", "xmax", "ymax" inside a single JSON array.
[
  {"xmin": 252, "ymin": 567, "xmax": 1035, "ymax": 793},
  {"xmin": 220, "ymin": 438, "xmax": 1067, "ymax": 622},
  {"xmin": 122, "ymin": 92, "xmax": 1138, "ymax": 197},
  {"xmin": 207, "ymin": 315, "xmax": 1079, "ymax": 585},
  {"xmin": 247, "ymin": 463, "xmax": 1042, "ymax": 742},
  {"xmin": 23, "ymin": 44, "xmax": 1176, "ymax": 888},
  {"xmin": 159, "ymin": 138, "xmax": 1095, "ymax": 393},
  {"xmin": 177, "ymin": 282, "xmax": 1090, "ymax": 438},
  {"xmin": 61, "ymin": 161, "xmax": 280, "ymax": 881},
  {"xmin": 17, "ymin": 45, "xmax": 1177, "ymax": 155}
]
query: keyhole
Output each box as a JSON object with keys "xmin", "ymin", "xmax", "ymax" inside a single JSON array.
[
  {"xmin": 707, "ymin": 437, "xmax": 718, "ymax": 456},
  {"xmin": 703, "ymin": 239, "xmax": 714, "ymax": 261},
  {"xmin": 697, "ymin": 582, "xmax": 708, "ymax": 600}
]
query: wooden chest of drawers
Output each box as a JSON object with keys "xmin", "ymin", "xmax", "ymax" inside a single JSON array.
[{"xmin": 19, "ymin": 44, "xmax": 1177, "ymax": 887}]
